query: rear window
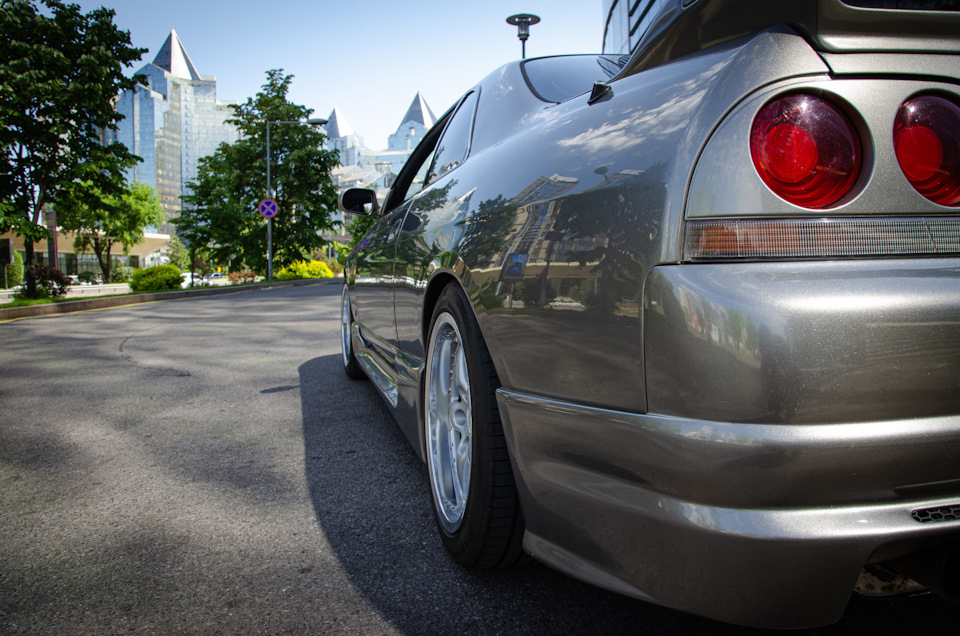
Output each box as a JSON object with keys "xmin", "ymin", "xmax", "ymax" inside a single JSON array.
[
  {"xmin": 842, "ymin": 1, "xmax": 960, "ymax": 9},
  {"xmin": 521, "ymin": 55, "xmax": 625, "ymax": 103}
]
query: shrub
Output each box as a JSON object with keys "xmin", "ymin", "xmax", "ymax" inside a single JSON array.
[
  {"xmin": 112, "ymin": 264, "xmax": 134, "ymax": 283},
  {"xmin": 77, "ymin": 271, "xmax": 100, "ymax": 284},
  {"xmin": 324, "ymin": 257, "xmax": 343, "ymax": 276},
  {"xmin": 14, "ymin": 265, "xmax": 69, "ymax": 299},
  {"xmin": 4, "ymin": 251, "xmax": 24, "ymax": 288},
  {"xmin": 37, "ymin": 265, "xmax": 70, "ymax": 298},
  {"xmin": 276, "ymin": 260, "xmax": 334, "ymax": 280},
  {"xmin": 228, "ymin": 271, "xmax": 257, "ymax": 284},
  {"xmin": 129, "ymin": 264, "xmax": 182, "ymax": 292}
]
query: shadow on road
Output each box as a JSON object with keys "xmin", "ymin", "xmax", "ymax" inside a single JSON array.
[{"xmin": 298, "ymin": 355, "xmax": 957, "ymax": 635}]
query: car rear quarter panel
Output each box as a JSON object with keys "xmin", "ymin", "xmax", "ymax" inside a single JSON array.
[{"xmin": 440, "ymin": 30, "xmax": 830, "ymax": 413}]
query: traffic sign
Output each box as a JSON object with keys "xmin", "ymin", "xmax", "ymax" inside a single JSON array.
[{"xmin": 259, "ymin": 198, "xmax": 278, "ymax": 218}]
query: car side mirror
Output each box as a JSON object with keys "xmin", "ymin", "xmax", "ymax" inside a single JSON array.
[{"xmin": 338, "ymin": 188, "xmax": 380, "ymax": 216}]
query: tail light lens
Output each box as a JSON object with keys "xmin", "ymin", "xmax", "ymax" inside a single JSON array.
[
  {"xmin": 684, "ymin": 217, "xmax": 960, "ymax": 261},
  {"xmin": 893, "ymin": 94, "xmax": 960, "ymax": 207},
  {"xmin": 751, "ymin": 94, "xmax": 862, "ymax": 209}
]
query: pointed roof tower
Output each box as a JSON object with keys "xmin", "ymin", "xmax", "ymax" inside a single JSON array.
[
  {"xmin": 152, "ymin": 30, "xmax": 201, "ymax": 80},
  {"xmin": 398, "ymin": 92, "xmax": 436, "ymax": 130},
  {"xmin": 325, "ymin": 107, "xmax": 355, "ymax": 139}
]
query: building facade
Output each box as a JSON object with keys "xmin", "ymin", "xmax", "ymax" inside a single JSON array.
[
  {"xmin": 112, "ymin": 30, "xmax": 240, "ymax": 234},
  {"xmin": 324, "ymin": 92, "xmax": 438, "ymax": 235},
  {"xmin": 325, "ymin": 92, "xmax": 437, "ymax": 180}
]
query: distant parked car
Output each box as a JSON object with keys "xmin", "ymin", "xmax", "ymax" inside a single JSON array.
[
  {"xmin": 338, "ymin": 0, "xmax": 960, "ymax": 629},
  {"xmin": 180, "ymin": 272, "xmax": 198, "ymax": 288},
  {"xmin": 203, "ymin": 272, "xmax": 228, "ymax": 285}
]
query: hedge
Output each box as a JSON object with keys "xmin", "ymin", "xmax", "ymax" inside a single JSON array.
[{"xmin": 129, "ymin": 264, "xmax": 182, "ymax": 292}]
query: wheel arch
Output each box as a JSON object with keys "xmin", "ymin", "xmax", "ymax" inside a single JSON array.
[
  {"xmin": 420, "ymin": 270, "xmax": 464, "ymax": 355},
  {"xmin": 418, "ymin": 269, "xmax": 503, "ymax": 456}
]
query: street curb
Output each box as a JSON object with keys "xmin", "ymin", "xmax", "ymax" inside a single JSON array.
[{"xmin": 0, "ymin": 278, "xmax": 334, "ymax": 322}]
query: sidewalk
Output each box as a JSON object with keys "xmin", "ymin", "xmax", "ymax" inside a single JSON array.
[
  {"xmin": 0, "ymin": 278, "xmax": 331, "ymax": 322},
  {"xmin": 0, "ymin": 282, "xmax": 130, "ymax": 302}
]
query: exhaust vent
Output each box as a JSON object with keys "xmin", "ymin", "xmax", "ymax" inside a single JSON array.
[{"xmin": 912, "ymin": 505, "xmax": 960, "ymax": 524}]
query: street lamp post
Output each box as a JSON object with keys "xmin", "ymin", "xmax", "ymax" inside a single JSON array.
[
  {"xmin": 506, "ymin": 13, "xmax": 540, "ymax": 59},
  {"xmin": 265, "ymin": 117, "xmax": 327, "ymax": 281}
]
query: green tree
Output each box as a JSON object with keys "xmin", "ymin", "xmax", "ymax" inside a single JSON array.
[
  {"xmin": 178, "ymin": 69, "xmax": 340, "ymax": 273},
  {"xmin": 58, "ymin": 181, "xmax": 164, "ymax": 284},
  {"xmin": 165, "ymin": 235, "xmax": 190, "ymax": 271},
  {"xmin": 0, "ymin": 0, "xmax": 145, "ymax": 296}
]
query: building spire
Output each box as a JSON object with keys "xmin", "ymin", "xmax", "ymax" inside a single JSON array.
[
  {"xmin": 152, "ymin": 29, "xmax": 201, "ymax": 80},
  {"xmin": 397, "ymin": 92, "xmax": 436, "ymax": 131},
  {"xmin": 325, "ymin": 107, "xmax": 355, "ymax": 139}
]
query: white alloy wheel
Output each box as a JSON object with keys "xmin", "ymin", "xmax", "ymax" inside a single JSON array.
[
  {"xmin": 426, "ymin": 311, "xmax": 472, "ymax": 532},
  {"xmin": 423, "ymin": 283, "xmax": 526, "ymax": 569}
]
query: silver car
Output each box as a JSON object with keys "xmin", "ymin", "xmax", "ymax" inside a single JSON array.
[{"xmin": 339, "ymin": 0, "xmax": 960, "ymax": 627}]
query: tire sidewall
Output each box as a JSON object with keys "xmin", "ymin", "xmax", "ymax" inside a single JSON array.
[{"xmin": 341, "ymin": 284, "xmax": 364, "ymax": 380}]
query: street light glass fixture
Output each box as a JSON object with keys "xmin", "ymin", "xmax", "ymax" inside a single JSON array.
[
  {"xmin": 506, "ymin": 13, "xmax": 540, "ymax": 59},
  {"xmin": 265, "ymin": 117, "xmax": 328, "ymax": 281}
]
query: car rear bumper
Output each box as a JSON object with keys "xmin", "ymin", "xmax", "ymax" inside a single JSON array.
[
  {"xmin": 496, "ymin": 257, "xmax": 960, "ymax": 628},
  {"xmin": 644, "ymin": 259, "xmax": 960, "ymax": 425},
  {"xmin": 497, "ymin": 390, "xmax": 960, "ymax": 628}
]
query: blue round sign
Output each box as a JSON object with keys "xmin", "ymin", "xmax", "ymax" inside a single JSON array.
[{"xmin": 259, "ymin": 198, "xmax": 278, "ymax": 218}]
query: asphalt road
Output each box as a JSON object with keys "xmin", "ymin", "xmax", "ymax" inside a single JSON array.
[{"xmin": 0, "ymin": 282, "xmax": 955, "ymax": 634}]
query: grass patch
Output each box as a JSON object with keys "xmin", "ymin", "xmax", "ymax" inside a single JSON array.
[
  {"xmin": 0, "ymin": 277, "xmax": 323, "ymax": 310},
  {"xmin": 1, "ymin": 292, "xmax": 131, "ymax": 309},
  {"xmin": 1, "ymin": 297, "xmax": 66, "ymax": 308}
]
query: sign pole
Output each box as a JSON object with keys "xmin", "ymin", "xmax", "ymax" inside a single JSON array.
[
  {"xmin": 266, "ymin": 121, "xmax": 272, "ymax": 282},
  {"xmin": 267, "ymin": 217, "xmax": 273, "ymax": 281},
  {"xmin": 259, "ymin": 197, "xmax": 279, "ymax": 282}
]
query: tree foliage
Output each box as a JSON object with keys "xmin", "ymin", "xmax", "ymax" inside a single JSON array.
[
  {"xmin": 165, "ymin": 235, "xmax": 190, "ymax": 272},
  {"xmin": 58, "ymin": 180, "xmax": 165, "ymax": 284},
  {"xmin": 0, "ymin": 0, "xmax": 145, "ymax": 242},
  {"xmin": 178, "ymin": 69, "xmax": 340, "ymax": 273}
]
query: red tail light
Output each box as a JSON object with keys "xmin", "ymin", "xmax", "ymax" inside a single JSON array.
[
  {"xmin": 894, "ymin": 94, "xmax": 960, "ymax": 207},
  {"xmin": 750, "ymin": 94, "xmax": 862, "ymax": 209}
]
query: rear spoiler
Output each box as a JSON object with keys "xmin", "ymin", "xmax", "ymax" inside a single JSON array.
[{"xmin": 619, "ymin": 0, "xmax": 960, "ymax": 77}]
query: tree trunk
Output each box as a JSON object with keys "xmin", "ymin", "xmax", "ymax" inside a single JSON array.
[
  {"xmin": 23, "ymin": 183, "xmax": 46, "ymax": 298},
  {"xmin": 24, "ymin": 240, "xmax": 37, "ymax": 297},
  {"xmin": 93, "ymin": 236, "xmax": 113, "ymax": 284},
  {"xmin": 103, "ymin": 245, "xmax": 112, "ymax": 283}
]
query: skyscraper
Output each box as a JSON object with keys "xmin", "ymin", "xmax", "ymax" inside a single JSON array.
[{"xmin": 113, "ymin": 30, "xmax": 239, "ymax": 233}]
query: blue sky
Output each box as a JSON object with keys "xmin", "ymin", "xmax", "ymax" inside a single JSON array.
[{"xmin": 70, "ymin": 1, "xmax": 605, "ymax": 150}]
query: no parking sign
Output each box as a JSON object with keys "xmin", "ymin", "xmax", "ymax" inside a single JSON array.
[{"xmin": 258, "ymin": 199, "xmax": 278, "ymax": 218}]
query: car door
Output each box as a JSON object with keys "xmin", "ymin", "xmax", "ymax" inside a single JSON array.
[
  {"xmin": 349, "ymin": 107, "xmax": 454, "ymax": 380},
  {"xmin": 351, "ymin": 201, "xmax": 413, "ymax": 366}
]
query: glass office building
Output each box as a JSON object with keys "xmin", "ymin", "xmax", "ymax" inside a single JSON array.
[
  {"xmin": 112, "ymin": 30, "xmax": 239, "ymax": 234},
  {"xmin": 602, "ymin": 0, "xmax": 666, "ymax": 55}
]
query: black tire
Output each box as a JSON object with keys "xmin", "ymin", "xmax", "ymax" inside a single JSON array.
[
  {"xmin": 423, "ymin": 283, "xmax": 526, "ymax": 569},
  {"xmin": 340, "ymin": 284, "xmax": 365, "ymax": 380}
]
